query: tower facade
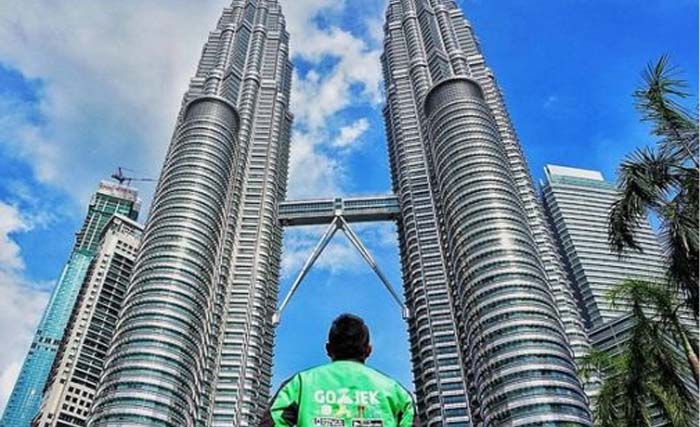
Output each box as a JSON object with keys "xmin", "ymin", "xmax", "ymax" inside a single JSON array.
[
  {"xmin": 87, "ymin": 2, "xmax": 292, "ymax": 427},
  {"xmin": 381, "ymin": 1, "xmax": 592, "ymax": 426},
  {"xmin": 33, "ymin": 214, "xmax": 143, "ymax": 427},
  {"xmin": 540, "ymin": 165, "xmax": 667, "ymax": 327},
  {"xmin": 81, "ymin": 1, "xmax": 598, "ymax": 427},
  {"xmin": 1, "ymin": 182, "xmax": 140, "ymax": 427}
]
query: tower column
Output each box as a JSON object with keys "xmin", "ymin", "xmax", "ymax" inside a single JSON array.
[
  {"xmin": 89, "ymin": 97, "xmax": 239, "ymax": 427},
  {"xmin": 424, "ymin": 78, "xmax": 591, "ymax": 427}
]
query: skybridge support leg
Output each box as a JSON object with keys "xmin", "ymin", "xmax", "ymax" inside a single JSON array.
[
  {"xmin": 273, "ymin": 215, "xmax": 410, "ymax": 326},
  {"xmin": 338, "ymin": 217, "xmax": 410, "ymax": 320},
  {"xmin": 273, "ymin": 218, "xmax": 339, "ymax": 326}
]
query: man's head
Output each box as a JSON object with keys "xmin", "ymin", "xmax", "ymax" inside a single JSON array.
[{"xmin": 326, "ymin": 314, "xmax": 372, "ymax": 362}]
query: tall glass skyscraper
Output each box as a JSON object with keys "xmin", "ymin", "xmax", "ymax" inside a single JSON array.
[
  {"xmin": 87, "ymin": 2, "xmax": 293, "ymax": 427},
  {"xmin": 1, "ymin": 182, "xmax": 140, "ymax": 427},
  {"xmin": 82, "ymin": 1, "xmax": 596, "ymax": 427},
  {"xmin": 540, "ymin": 165, "xmax": 668, "ymax": 328},
  {"xmin": 381, "ymin": 1, "xmax": 592, "ymax": 426},
  {"xmin": 541, "ymin": 165, "xmax": 698, "ymax": 426},
  {"xmin": 33, "ymin": 214, "xmax": 143, "ymax": 427}
]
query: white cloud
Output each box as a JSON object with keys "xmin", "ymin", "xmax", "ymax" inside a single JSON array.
[
  {"xmin": 281, "ymin": 222, "xmax": 398, "ymax": 279},
  {"xmin": 287, "ymin": 130, "xmax": 344, "ymax": 199},
  {"xmin": 279, "ymin": 0, "xmax": 383, "ymax": 199},
  {"xmin": 0, "ymin": 0, "xmax": 224, "ymax": 204},
  {"xmin": 334, "ymin": 118, "xmax": 370, "ymax": 150},
  {"xmin": 543, "ymin": 94, "xmax": 559, "ymax": 109},
  {"xmin": 0, "ymin": 0, "xmax": 383, "ymax": 205},
  {"xmin": 0, "ymin": 203, "xmax": 30, "ymax": 271},
  {"xmin": 0, "ymin": 202, "xmax": 51, "ymax": 413}
]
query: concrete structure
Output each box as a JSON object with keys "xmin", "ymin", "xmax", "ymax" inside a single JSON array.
[
  {"xmin": 85, "ymin": 2, "xmax": 595, "ymax": 427},
  {"xmin": 1, "ymin": 182, "xmax": 139, "ymax": 427},
  {"xmin": 87, "ymin": 2, "xmax": 293, "ymax": 426},
  {"xmin": 541, "ymin": 164, "xmax": 698, "ymax": 425},
  {"xmin": 380, "ymin": 2, "xmax": 592, "ymax": 426},
  {"xmin": 33, "ymin": 215, "xmax": 143, "ymax": 427},
  {"xmin": 540, "ymin": 165, "xmax": 668, "ymax": 328}
]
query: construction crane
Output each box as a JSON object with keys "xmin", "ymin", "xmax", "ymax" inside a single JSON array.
[{"xmin": 111, "ymin": 167, "xmax": 157, "ymax": 187}]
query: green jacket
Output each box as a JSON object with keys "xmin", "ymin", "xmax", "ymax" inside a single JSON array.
[{"xmin": 259, "ymin": 360, "xmax": 418, "ymax": 427}]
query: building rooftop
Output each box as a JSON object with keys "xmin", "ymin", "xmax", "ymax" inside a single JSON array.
[{"xmin": 545, "ymin": 165, "xmax": 605, "ymax": 181}]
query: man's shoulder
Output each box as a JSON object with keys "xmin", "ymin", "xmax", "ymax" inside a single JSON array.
[
  {"xmin": 293, "ymin": 362, "xmax": 412, "ymax": 397},
  {"xmin": 362, "ymin": 364, "xmax": 412, "ymax": 396}
]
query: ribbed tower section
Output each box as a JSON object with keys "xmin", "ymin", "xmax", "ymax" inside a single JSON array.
[
  {"xmin": 88, "ymin": 2, "xmax": 292, "ymax": 427},
  {"xmin": 382, "ymin": 1, "xmax": 593, "ymax": 426}
]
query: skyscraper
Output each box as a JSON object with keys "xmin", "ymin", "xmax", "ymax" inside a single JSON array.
[
  {"xmin": 540, "ymin": 165, "xmax": 668, "ymax": 328},
  {"xmin": 33, "ymin": 214, "xmax": 143, "ymax": 427},
  {"xmin": 541, "ymin": 165, "xmax": 698, "ymax": 426},
  {"xmin": 87, "ymin": 2, "xmax": 293, "ymax": 426},
  {"xmin": 1, "ymin": 182, "xmax": 140, "ymax": 427},
  {"xmin": 381, "ymin": 1, "xmax": 592, "ymax": 426},
  {"xmin": 84, "ymin": 1, "xmax": 596, "ymax": 427}
]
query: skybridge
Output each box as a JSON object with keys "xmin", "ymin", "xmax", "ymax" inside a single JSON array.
[
  {"xmin": 278, "ymin": 195, "xmax": 401, "ymax": 226},
  {"xmin": 274, "ymin": 194, "xmax": 408, "ymax": 325}
]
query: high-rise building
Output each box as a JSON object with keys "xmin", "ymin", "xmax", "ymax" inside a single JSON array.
[
  {"xmin": 87, "ymin": 2, "xmax": 293, "ymax": 427},
  {"xmin": 541, "ymin": 165, "xmax": 698, "ymax": 426},
  {"xmin": 32, "ymin": 214, "xmax": 143, "ymax": 427},
  {"xmin": 85, "ymin": 1, "xmax": 595, "ymax": 427},
  {"xmin": 381, "ymin": 1, "xmax": 592, "ymax": 426},
  {"xmin": 540, "ymin": 165, "xmax": 668, "ymax": 328},
  {"xmin": 1, "ymin": 182, "xmax": 140, "ymax": 427}
]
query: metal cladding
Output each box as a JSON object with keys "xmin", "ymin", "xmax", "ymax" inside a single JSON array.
[
  {"xmin": 88, "ymin": 1, "xmax": 293, "ymax": 426},
  {"xmin": 382, "ymin": 1, "xmax": 593, "ymax": 426},
  {"xmin": 425, "ymin": 78, "xmax": 590, "ymax": 426},
  {"xmin": 540, "ymin": 165, "xmax": 668, "ymax": 328},
  {"xmin": 90, "ymin": 97, "xmax": 240, "ymax": 426},
  {"xmin": 79, "ymin": 0, "xmax": 599, "ymax": 426},
  {"xmin": 1, "ymin": 183, "xmax": 139, "ymax": 427}
]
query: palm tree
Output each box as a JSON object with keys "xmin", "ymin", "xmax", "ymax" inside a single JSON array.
[
  {"xmin": 579, "ymin": 280, "xmax": 696, "ymax": 427},
  {"xmin": 608, "ymin": 56, "xmax": 699, "ymax": 315},
  {"xmin": 610, "ymin": 280, "xmax": 699, "ymax": 381}
]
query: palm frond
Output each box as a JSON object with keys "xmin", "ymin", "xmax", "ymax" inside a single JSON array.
[
  {"xmin": 660, "ymin": 187, "xmax": 700, "ymax": 313},
  {"xmin": 594, "ymin": 375, "xmax": 623, "ymax": 427},
  {"xmin": 608, "ymin": 147, "xmax": 678, "ymax": 253},
  {"xmin": 635, "ymin": 55, "xmax": 699, "ymax": 167},
  {"xmin": 647, "ymin": 381, "xmax": 695, "ymax": 427}
]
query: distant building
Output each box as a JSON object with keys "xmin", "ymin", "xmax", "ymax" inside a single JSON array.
[
  {"xmin": 32, "ymin": 214, "xmax": 143, "ymax": 427},
  {"xmin": 541, "ymin": 164, "xmax": 697, "ymax": 425},
  {"xmin": 540, "ymin": 165, "xmax": 667, "ymax": 328},
  {"xmin": 1, "ymin": 182, "xmax": 139, "ymax": 427}
]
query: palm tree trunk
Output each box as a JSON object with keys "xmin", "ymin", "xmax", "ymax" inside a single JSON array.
[{"xmin": 675, "ymin": 322, "xmax": 699, "ymax": 383}]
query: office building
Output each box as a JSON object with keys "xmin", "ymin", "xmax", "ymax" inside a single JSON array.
[
  {"xmin": 381, "ymin": 1, "xmax": 592, "ymax": 425},
  {"xmin": 33, "ymin": 215, "xmax": 143, "ymax": 427},
  {"xmin": 88, "ymin": 2, "xmax": 293, "ymax": 426},
  {"xmin": 1, "ymin": 182, "xmax": 140, "ymax": 427},
  {"xmin": 86, "ymin": 2, "xmax": 595, "ymax": 427},
  {"xmin": 540, "ymin": 165, "xmax": 668, "ymax": 328}
]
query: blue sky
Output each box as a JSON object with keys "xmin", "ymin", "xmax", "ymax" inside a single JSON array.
[{"xmin": 0, "ymin": 0, "xmax": 697, "ymax": 409}]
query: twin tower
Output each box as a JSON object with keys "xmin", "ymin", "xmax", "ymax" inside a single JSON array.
[{"xmin": 87, "ymin": 1, "xmax": 593, "ymax": 426}]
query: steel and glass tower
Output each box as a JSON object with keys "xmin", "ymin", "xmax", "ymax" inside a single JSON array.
[
  {"xmin": 1, "ymin": 182, "xmax": 140, "ymax": 427},
  {"xmin": 381, "ymin": 1, "xmax": 592, "ymax": 426},
  {"xmin": 84, "ymin": 1, "xmax": 596, "ymax": 427},
  {"xmin": 540, "ymin": 165, "xmax": 668, "ymax": 327},
  {"xmin": 87, "ymin": 2, "xmax": 292, "ymax": 426},
  {"xmin": 541, "ymin": 164, "xmax": 698, "ymax": 426},
  {"xmin": 33, "ymin": 214, "xmax": 143, "ymax": 427}
]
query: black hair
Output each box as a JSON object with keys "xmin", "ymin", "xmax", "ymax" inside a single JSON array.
[{"xmin": 327, "ymin": 314, "xmax": 370, "ymax": 361}]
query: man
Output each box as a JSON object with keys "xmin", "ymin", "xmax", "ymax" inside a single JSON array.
[{"xmin": 259, "ymin": 314, "xmax": 417, "ymax": 427}]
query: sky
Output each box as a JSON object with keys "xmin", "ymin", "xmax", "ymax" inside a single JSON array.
[{"xmin": 0, "ymin": 0, "xmax": 697, "ymax": 412}]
